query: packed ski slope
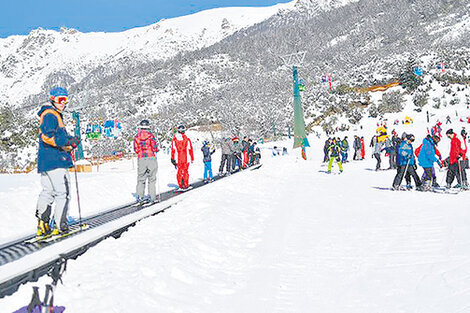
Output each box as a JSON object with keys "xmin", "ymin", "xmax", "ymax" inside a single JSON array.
[{"xmin": 0, "ymin": 125, "xmax": 470, "ymax": 312}]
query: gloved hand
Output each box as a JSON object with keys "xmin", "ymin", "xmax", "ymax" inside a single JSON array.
[
  {"xmin": 67, "ymin": 136, "xmax": 80, "ymax": 149},
  {"xmin": 171, "ymin": 159, "xmax": 177, "ymax": 169}
]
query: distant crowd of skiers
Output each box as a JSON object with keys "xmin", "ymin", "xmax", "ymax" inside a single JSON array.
[{"xmin": 323, "ymin": 135, "xmax": 365, "ymax": 173}]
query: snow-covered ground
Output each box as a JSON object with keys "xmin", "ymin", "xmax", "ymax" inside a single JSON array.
[{"xmin": 1, "ymin": 124, "xmax": 470, "ymax": 312}]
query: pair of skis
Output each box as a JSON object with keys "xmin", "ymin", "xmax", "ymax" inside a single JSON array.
[{"xmin": 26, "ymin": 223, "xmax": 90, "ymax": 244}]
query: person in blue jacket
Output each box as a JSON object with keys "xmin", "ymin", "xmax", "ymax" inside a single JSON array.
[
  {"xmin": 36, "ymin": 87, "xmax": 80, "ymax": 238},
  {"xmin": 201, "ymin": 140, "xmax": 216, "ymax": 182},
  {"xmin": 418, "ymin": 135, "xmax": 442, "ymax": 190},
  {"xmin": 392, "ymin": 134, "xmax": 422, "ymax": 190}
]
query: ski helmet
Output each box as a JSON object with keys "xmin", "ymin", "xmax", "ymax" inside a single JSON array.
[
  {"xmin": 177, "ymin": 125, "xmax": 186, "ymax": 133},
  {"xmin": 49, "ymin": 87, "xmax": 68, "ymax": 103},
  {"xmin": 139, "ymin": 119, "xmax": 150, "ymax": 129},
  {"xmin": 202, "ymin": 140, "xmax": 209, "ymax": 146}
]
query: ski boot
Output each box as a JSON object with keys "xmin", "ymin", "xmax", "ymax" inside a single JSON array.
[
  {"xmin": 423, "ymin": 181, "xmax": 432, "ymax": 192},
  {"xmin": 36, "ymin": 219, "xmax": 51, "ymax": 238},
  {"xmin": 51, "ymin": 226, "xmax": 69, "ymax": 236}
]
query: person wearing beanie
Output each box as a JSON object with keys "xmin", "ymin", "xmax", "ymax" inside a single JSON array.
[{"xmin": 134, "ymin": 120, "xmax": 159, "ymax": 202}]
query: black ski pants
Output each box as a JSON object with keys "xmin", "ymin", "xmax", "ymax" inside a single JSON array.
[
  {"xmin": 446, "ymin": 161, "xmax": 468, "ymax": 185},
  {"xmin": 393, "ymin": 164, "xmax": 421, "ymax": 188},
  {"xmin": 373, "ymin": 153, "xmax": 381, "ymax": 170},
  {"xmin": 219, "ymin": 154, "xmax": 231, "ymax": 173}
]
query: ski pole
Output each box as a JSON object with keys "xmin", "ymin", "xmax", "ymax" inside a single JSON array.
[
  {"xmin": 458, "ymin": 159, "xmax": 464, "ymax": 190},
  {"xmin": 156, "ymin": 158, "xmax": 161, "ymax": 203},
  {"xmin": 73, "ymin": 164, "xmax": 83, "ymax": 229}
]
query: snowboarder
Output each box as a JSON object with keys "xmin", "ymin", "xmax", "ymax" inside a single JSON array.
[
  {"xmin": 327, "ymin": 138, "xmax": 343, "ymax": 174},
  {"xmin": 445, "ymin": 129, "xmax": 468, "ymax": 189},
  {"xmin": 133, "ymin": 120, "xmax": 159, "ymax": 202},
  {"xmin": 392, "ymin": 134, "xmax": 422, "ymax": 190},
  {"xmin": 36, "ymin": 87, "xmax": 80, "ymax": 237},
  {"xmin": 201, "ymin": 140, "xmax": 215, "ymax": 182},
  {"xmin": 170, "ymin": 125, "xmax": 194, "ymax": 189},
  {"xmin": 417, "ymin": 135, "xmax": 442, "ymax": 190}
]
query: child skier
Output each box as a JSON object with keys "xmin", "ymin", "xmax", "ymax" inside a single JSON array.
[
  {"xmin": 171, "ymin": 125, "xmax": 194, "ymax": 189},
  {"xmin": 327, "ymin": 138, "xmax": 343, "ymax": 174},
  {"xmin": 201, "ymin": 140, "xmax": 215, "ymax": 182},
  {"xmin": 417, "ymin": 135, "xmax": 442, "ymax": 191},
  {"xmin": 36, "ymin": 87, "xmax": 80, "ymax": 237},
  {"xmin": 392, "ymin": 134, "xmax": 422, "ymax": 190},
  {"xmin": 133, "ymin": 119, "xmax": 159, "ymax": 202}
]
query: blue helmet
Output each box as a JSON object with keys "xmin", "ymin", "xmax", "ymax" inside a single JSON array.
[
  {"xmin": 203, "ymin": 140, "xmax": 209, "ymax": 146},
  {"xmin": 49, "ymin": 87, "xmax": 68, "ymax": 97}
]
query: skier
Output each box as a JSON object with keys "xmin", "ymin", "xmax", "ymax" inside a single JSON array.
[
  {"xmin": 219, "ymin": 137, "xmax": 232, "ymax": 175},
  {"xmin": 133, "ymin": 120, "xmax": 159, "ymax": 202},
  {"xmin": 372, "ymin": 136, "xmax": 383, "ymax": 171},
  {"xmin": 360, "ymin": 136, "xmax": 365, "ymax": 160},
  {"xmin": 170, "ymin": 125, "xmax": 194, "ymax": 189},
  {"xmin": 201, "ymin": 140, "xmax": 215, "ymax": 182},
  {"xmin": 323, "ymin": 138, "xmax": 331, "ymax": 162},
  {"xmin": 36, "ymin": 87, "xmax": 80, "ymax": 237},
  {"xmin": 446, "ymin": 115, "xmax": 452, "ymax": 124},
  {"xmin": 445, "ymin": 129, "xmax": 468, "ymax": 189},
  {"xmin": 248, "ymin": 139, "xmax": 255, "ymax": 165},
  {"xmin": 384, "ymin": 137, "xmax": 396, "ymax": 169},
  {"xmin": 241, "ymin": 136, "xmax": 249, "ymax": 168},
  {"xmin": 231, "ymin": 137, "xmax": 242, "ymax": 171},
  {"xmin": 253, "ymin": 142, "xmax": 261, "ymax": 164},
  {"xmin": 415, "ymin": 136, "xmax": 442, "ymax": 187},
  {"xmin": 392, "ymin": 134, "xmax": 422, "ymax": 190},
  {"xmin": 327, "ymin": 138, "xmax": 343, "ymax": 174},
  {"xmin": 417, "ymin": 135, "xmax": 442, "ymax": 191},
  {"xmin": 340, "ymin": 136, "xmax": 349, "ymax": 163},
  {"xmin": 353, "ymin": 135, "xmax": 361, "ymax": 160}
]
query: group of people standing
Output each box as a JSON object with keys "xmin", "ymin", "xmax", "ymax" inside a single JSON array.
[
  {"xmin": 219, "ymin": 136, "xmax": 261, "ymax": 175},
  {"xmin": 323, "ymin": 135, "xmax": 365, "ymax": 173},
  {"xmin": 375, "ymin": 127, "xmax": 469, "ymax": 191}
]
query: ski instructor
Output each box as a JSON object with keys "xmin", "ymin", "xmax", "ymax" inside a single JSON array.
[
  {"xmin": 36, "ymin": 87, "xmax": 80, "ymax": 238},
  {"xmin": 171, "ymin": 125, "xmax": 194, "ymax": 189}
]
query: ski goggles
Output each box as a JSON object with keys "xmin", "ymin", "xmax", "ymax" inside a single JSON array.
[{"xmin": 50, "ymin": 95, "xmax": 69, "ymax": 104}]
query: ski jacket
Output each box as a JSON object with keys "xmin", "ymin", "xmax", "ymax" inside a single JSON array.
[
  {"xmin": 171, "ymin": 133, "xmax": 194, "ymax": 164},
  {"xmin": 353, "ymin": 137, "xmax": 361, "ymax": 150},
  {"xmin": 341, "ymin": 139, "xmax": 349, "ymax": 151},
  {"xmin": 398, "ymin": 141, "xmax": 415, "ymax": 166},
  {"xmin": 201, "ymin": 145, "xmax": 215, "ymax": 162},
  {"xmin": 328, "ymin": 143, "xmax": 341, "ymax": 158},
  {"xmin": 360, "ymin": 138, "xmax": 365, "ymax": 156},
  {"xmin": 418, "ymin": 136, "xmax": 438, "ymax": 168},
  {"xmin": 373, "ymin": 140, "xmax": 383, "ymax": 155},
  {"xmin": 37, "ymin": 105, "xmax": 74, "ymax": 173},
  {"xmin": 449, "ymin": 134, "xmax": 464, "ymax": 165},
  {"xmin": 133, "ymin": 129, "xmax": 158, "ymax": 158},
  {"xmin": 232, "ymin": 142, "xmax": 242, "ymax": 154},
  {"xmin": 241, "ymin": 140, "xmax": 249, "ymax": 152},
  {"xmin": 220, "ymin": 139, "xmax": 232, "ymax": 154}
]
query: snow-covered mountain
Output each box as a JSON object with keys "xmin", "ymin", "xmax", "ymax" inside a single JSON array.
[{"xmin": 0, "ymin": 1, "xmax": 297, "ymax": 105}]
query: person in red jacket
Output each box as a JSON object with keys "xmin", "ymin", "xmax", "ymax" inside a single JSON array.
[
  {"xmin": 445, "ymin": 129, "xmax": 468, "ymax": 189},
  {"xmin": 360, "ymin": 137, "xmax": 365, "ymax": 160},
  {"xmin": 133, "ymin": 120, "xmax": 159, "ymax": 202},
  {"xmin": 171, "ymin": 125, "xmax": 194, "ymax": 189}
]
